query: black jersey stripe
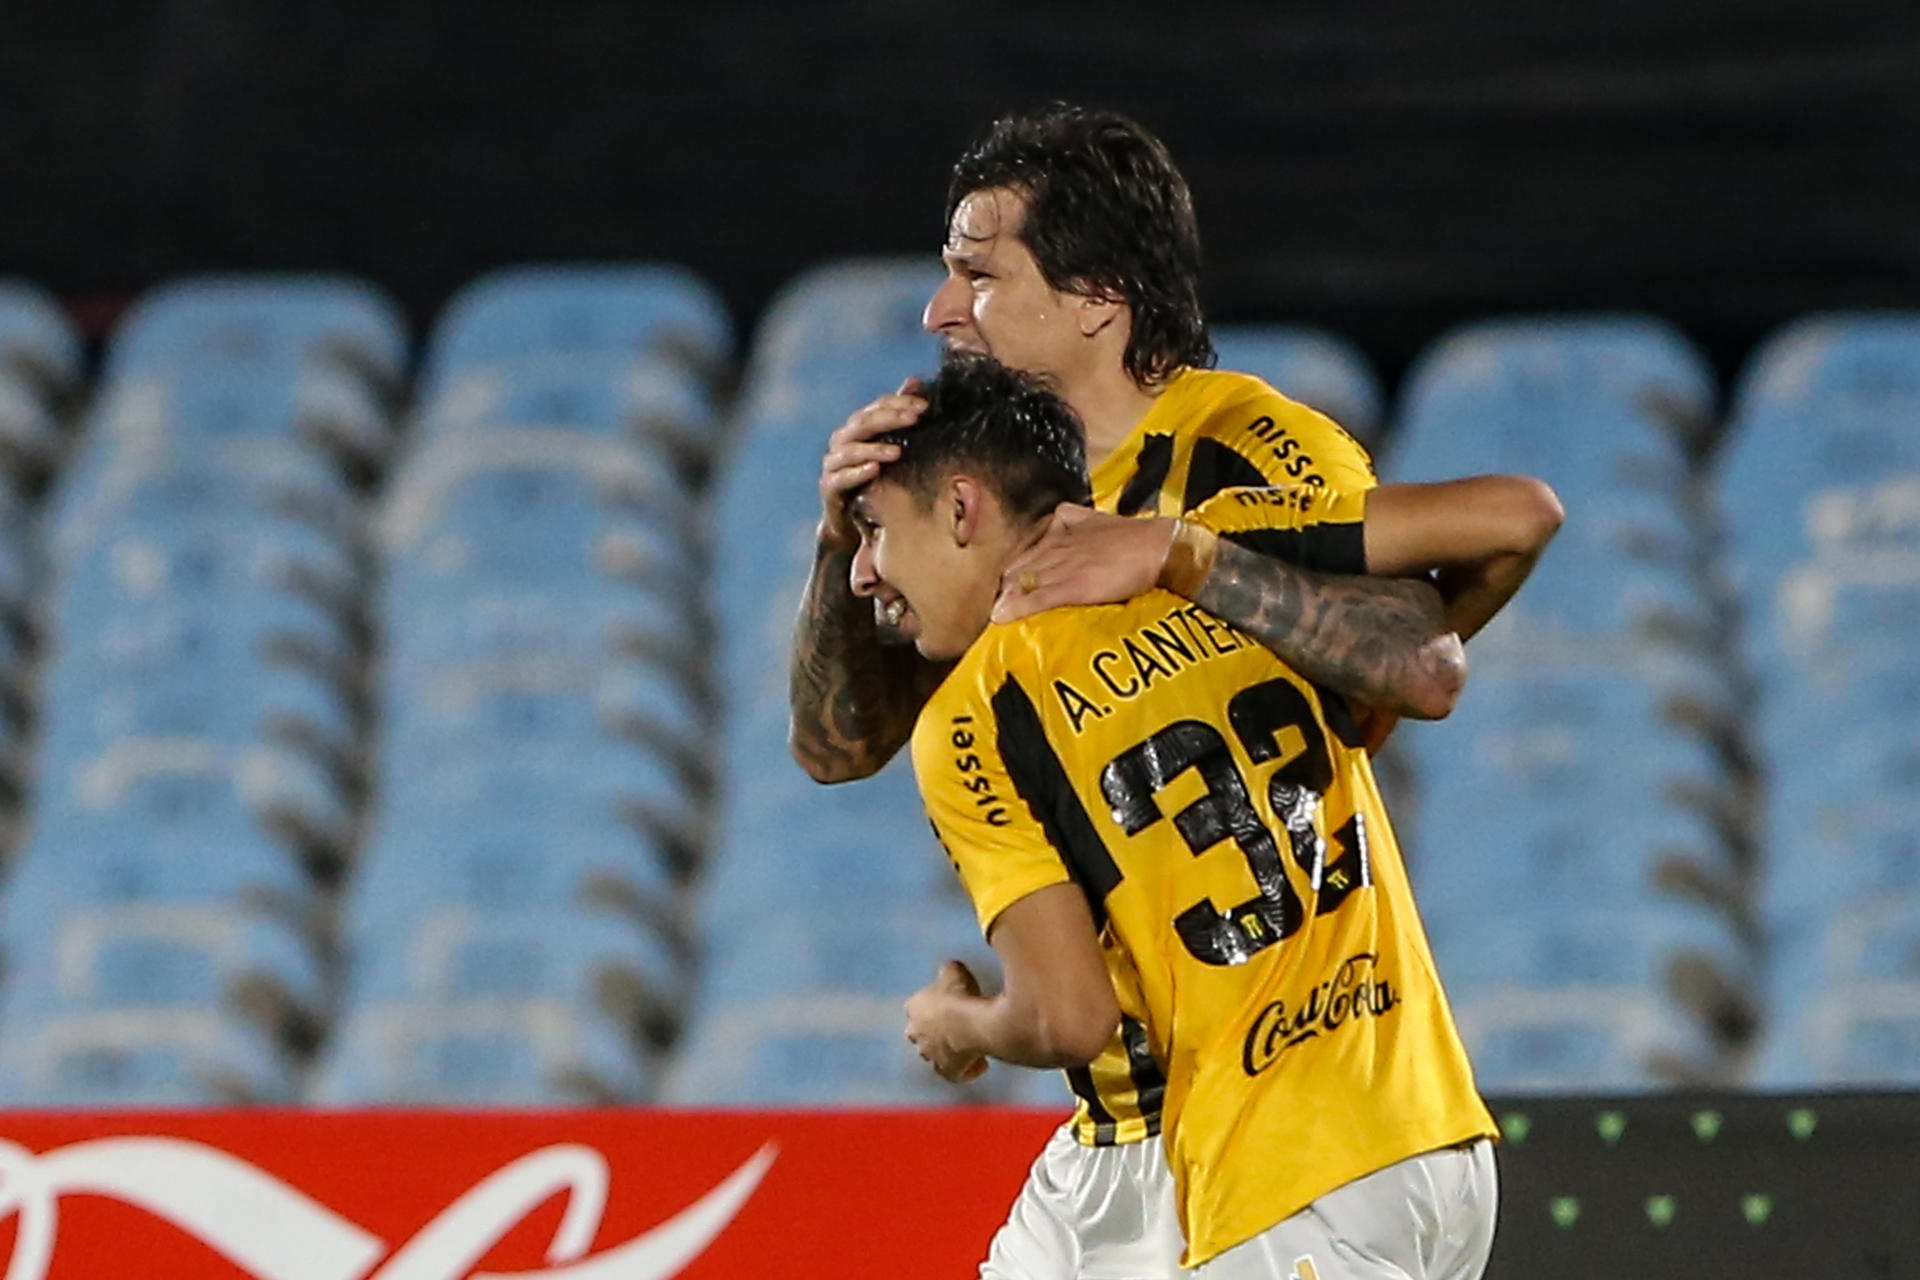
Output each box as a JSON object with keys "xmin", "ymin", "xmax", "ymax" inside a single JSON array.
[
  {"xmin": 1222, "ymin": 521, "xmax": 1367, "ymax": 576},
  {"xmin": 989, "ymin": 675, "xmax": 1122, "ymax": 930},
  {"xmin": 1066, "ymin": 1066, "xmax": 1121, "ymax": 1146},
  {"xmin": 1182, "ymin": 437, "xmax": 1271, "ymax": 512},
  {"xmin": 1115, "ymin": 433, "xmax": 1175, "ymax": 516},
  {"xmin": 1119, "ymin": 1016, "xmax": 1166, "ymax": 1136}
]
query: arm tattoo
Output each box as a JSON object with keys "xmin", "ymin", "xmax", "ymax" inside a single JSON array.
[
  {"xmin": 788, "ymin": 542, "xmax": 951, "ymax": 782},
  {"xmin": 1191, "ymin": 539, "xmax": 1466, "ymax": 718}
]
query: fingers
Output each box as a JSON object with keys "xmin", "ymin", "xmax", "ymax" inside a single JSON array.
[
  {"xmin": 819, "ymin": 392, "xmax": 927, "ymax": 509},
  {"xmin": 949, "ymin": 1056, "xmax": 989, "ymax": 1083}
]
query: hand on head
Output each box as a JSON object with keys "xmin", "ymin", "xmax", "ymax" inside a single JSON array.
[{"xmin": 817, "ymin": 377, "xmax": 926, "ymax": 549}]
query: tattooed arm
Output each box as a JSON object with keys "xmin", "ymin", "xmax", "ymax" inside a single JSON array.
[
  {"xmin": 789, "ymin": 538, "xmax": 952, "ymax": 782},
  {"xmin": 789, "ymin": 379, "xmax": 950, "ymax": 783},
  {"xmin": 1175, "ymin": 532, "xmax": 1467, "ymax": 720}
]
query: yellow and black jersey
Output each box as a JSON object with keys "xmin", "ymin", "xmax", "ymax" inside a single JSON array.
[
  {"xmin": 910, "ymin": 590, "xmax": 1495, "ymax": 1267},
  {"xmin": 1038, "ymin": 367, "xmax": 1379, "ymax": 1149},
  {"xmin": 1091, "ymin": 367, "xmax": 1376, "ymax": 519}
]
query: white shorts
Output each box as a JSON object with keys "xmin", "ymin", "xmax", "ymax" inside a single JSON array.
[
  {"xmin": 981, "ymin": 1121, "xmax": 1186, "ymax": 1280},
  {"xmin": 1190, "ymin": 1139, "xmax": 1498, "ymax": 1280}
]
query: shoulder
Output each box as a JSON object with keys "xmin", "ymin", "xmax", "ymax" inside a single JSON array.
[{"xmin": 1170, "ymin": 367, "xmax": 1377, "ymax": 487}]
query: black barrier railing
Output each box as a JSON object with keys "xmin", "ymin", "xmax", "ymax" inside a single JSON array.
[{"xmin": 1486, "ymin": 1092, "xmax": 1920, "ymax": 1279}]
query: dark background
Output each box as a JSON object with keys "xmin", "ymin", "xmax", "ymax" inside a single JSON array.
[{"xmin": 6, "ymin": 0, "xmax": 1919, "ymax": 383}]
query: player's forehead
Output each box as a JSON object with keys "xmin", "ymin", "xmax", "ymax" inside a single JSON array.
[
  {"xmin": 849, "ymin": 475, "xmax": 914, "ymax": 520},
  {"xmin": 943, "ymin": 186, "xmax": 1030, "ymax": 262}
]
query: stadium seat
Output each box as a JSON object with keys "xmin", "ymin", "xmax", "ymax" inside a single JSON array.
[
  {"xmin": 90, "ymin": 366, "xmax": 392, "ymax": 464},
  {"xmin": 0, "ymin": 904, "xmax": 323, "ymax": 1030},
  {"xmin": 104, "ymin": 274, "xmax": 409, "ymax": 385},
  {"xmin": 0, "ymin": 277, "xmax": 83, "ymax": 388},
  {"xmin": 344, "ymin": 907, "xmax": 685, "ymax": 1015},
  {"xmin": 661, "ymin": 992, "xmax": 979, "ymax": 1107},
  {"xmin": 1210, "ymin": 324, "xmax": 1385, "ymax": 442},
  {"xmin": 311, "ymin": 997, "xmax": 652, "ymax": 1104},
  {"xmin": 745, "ymin": 258, "xmax": 945, "ymax": 387},
  {"xmin": 420, "ymin": 352, "xmax": 717, "ymax": 463},
  {"xmin": 1452, "ymin": 989, "xmax": 1697, "ymax": 1092},
  {"xmin": 0, "ymin": 370, "xmax": 64, "ymax": 474},
  {"xmin": 0, "ymin": 1009, "xmax": 297, "ymax": 1106},
  {"xmin": 47, "ymin": 450, "xmax": 360, "ymax": 573},
  {"xmin": 1718, "ymin": 313, "xmax": 1920, "ymax": 592},
  {"xmin": 348, "ymin": 820, "xmax": 682, "ymax": 941},
  {"xmin": 420, "ymin": 263, "xmax": 732, "ymax": 393}
]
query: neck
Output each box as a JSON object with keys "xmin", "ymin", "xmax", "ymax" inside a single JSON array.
[{"xmin": 1056, "ymin": 361, "xmax": 1166, "ymax": 472}]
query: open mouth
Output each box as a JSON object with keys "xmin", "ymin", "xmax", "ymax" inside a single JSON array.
[{"xmin": 882, "ymin": 598, "xmax": 908, "ymax": 628}]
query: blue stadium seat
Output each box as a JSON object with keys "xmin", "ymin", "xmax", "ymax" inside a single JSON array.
[
  {"xmin": 1390, "ymin": 317, "xmax": 1715, "ymax": 642},
  {"xmin": 311, "ymin": 997, "xmax": 652, "ymax": 1104},
  {"xmin": 1755, "ymin": 919, "xmax": 1920, "ymax": 1088},
  {"xmin": 29, "ymin": 736, "xmax": 350, "ymax": 863},
  {"xmin": 1758, "ymin": 799, "xmax": 1920, "ymax": 929},
  {"xmin": 105, "ymin": 274, "xmax": 409, "ymax": 384},
  {"xmin": 348, "ymin": 820, "xmax": 681, "ymax": 941},
  {"xmin": 40, "ymin": 661, "xmax": 356, "ymax": 760},
  {"xmin": 373, "ymin": 738, "xmax": 700, "ymax": 856},
  {"xmin": 91, "ymin": 365, "xmax": 392, "ymax": 463},
  {"xmin": 0, "ymin": 1009, "xmax": 296, "ymax": 1105},
  {"xmin": 661, "ymin": 992, "xmax": 971, "ymax": 1106},
  {"xmin": 1210, "ymin": 324, "xmax": 1385, "ymax": 442},
  {"xmin": 0, "ymin": 370, "xmax": 63, "ymax": 472},
  {"xmin": 694, "ymin": 901, "xmax": 986, "ymax": 1013},
  {"xmin": 1718, "ymin": 313, "xmax": 1920, "ymax": 592},
  {"xmin": 344, "ymin": 908, "xmax": 685, "ymax": 1013},
  {"xmin": 0, "ymin": 812, "xmax": 311, "ymax": 925},
  {"xmin": 746, "ymin": 258, "xmax": 944, "ymax": 387},
  {"xmin": 1, "ymin": 904, "xmax": 323, "ymax": 1028},
  {"xmin": 421, "ymin": 352, "xmax": 717, "ymax": 461},
  {"xmin": 1451, "ymin": 989, "xmax": 1699, "ymax": 1093},
  {"xmin": 421, "ymin": 263, "xmax": 731, "ymax": 393},
  {"xmin": 0, "ymin": 277, "xmax": 83, "ymax": 388}
]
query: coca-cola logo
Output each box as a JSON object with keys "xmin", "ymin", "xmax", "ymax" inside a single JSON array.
[
  {"xmin": 0, "ymin": 1134, "xmax": 776, "ymax": 1280},
  {"xmin": 1240, "ymin": 951, "xmax": 1400, "ymax": 1076}
]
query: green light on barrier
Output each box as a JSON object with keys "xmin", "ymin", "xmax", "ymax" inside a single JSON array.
[
  {"xmin": 1646, "ymin": 1195, "xmax": 1677, "ymax": 1228},
  {"xmin": 1742, "ymin": 1194, "xmax": 1773, "ymax": 1226},
  {"xmin": 1691, "ymin": 1109, "xmax": 1723, "ymax": 1142},
  {"xmin": 1596, "ymin": 1110, "xmax": 1627, "ymax": 1144},
  {"xmin": 1503, "ymin": 1112, "xmax": 1532, "ymax": 1144},
  {"xmin": 1787, "ymin": 1108, "xmax": 1817, "ymax": 1141},
  {"xmin": 1551, "ymin": 1197, "xmax": 1581, "ymax": 1229}
]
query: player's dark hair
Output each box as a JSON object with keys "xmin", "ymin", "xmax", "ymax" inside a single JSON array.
[
  {"xmin": 947, "ymin": 103, "xmax": 1214, "ymax": 389},
  {"xmin": 878, "ymin": 354, "xmax": 1091, "ymax": 523}
]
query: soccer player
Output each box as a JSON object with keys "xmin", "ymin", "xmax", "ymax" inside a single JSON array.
[
  {"xmin": 791, "ymin": 105, "xmax": 1528, "ymax": 1278},
  {"xmin": 858, "ymin": 355, "xmax": 1555, "ymax": 1277}
]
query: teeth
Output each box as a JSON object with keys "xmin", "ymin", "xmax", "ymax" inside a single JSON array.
[{"xmin": 883, "ymin": 599, "xmax": 906, "ymax": 627}]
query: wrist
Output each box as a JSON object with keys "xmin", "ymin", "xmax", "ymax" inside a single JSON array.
[
  {"xmin": 816, "ymin": 517, "xmax": 858, "ymax": 556},
  {"xmin": 1157, "ymin": 518, "xmax": 1219, "ymax": 598}
]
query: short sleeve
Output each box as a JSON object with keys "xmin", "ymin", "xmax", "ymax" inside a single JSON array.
[
  {"xmin": 1184, "ymin": 485, "xmax": 1371, "ymax": 575},
  {"xmin": 912, "ymin": 659, "xmax": 1073, "ymax": 939}
]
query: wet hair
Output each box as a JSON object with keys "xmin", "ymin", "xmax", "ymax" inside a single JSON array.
[
  {"xmin": 947, "ymin": 103, "xmax": 1214, "ymax": 388},
  {"xmin": 877, "ymin": 354, "xmax": 1091, "ymax": 523}
]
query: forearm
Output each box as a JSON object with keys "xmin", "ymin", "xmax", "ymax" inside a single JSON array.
[
  {"xmin": 923, "ymin": 990, "xmax": 1100, "ymax": 1071},
  {"xmin": 1436, "ymin": 546, "xmax": 1542, "ymax": 644},
  {"xmin": 1181, "ymin": 531, "xmax": 1466, "ymax": 720},
  {"xmin": 787, "ymin": 537, "xmax": 943, "ymax": 782}
]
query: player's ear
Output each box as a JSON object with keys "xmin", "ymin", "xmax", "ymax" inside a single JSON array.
[
  {"xmin": 1075, "ymin": 289, "xmax": 1123, "ymax": 339},
  {"xmin": 948, "ymin": 474, "xmax": 988, "ymax": 547}
]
